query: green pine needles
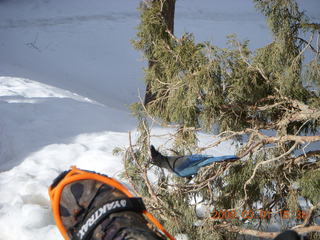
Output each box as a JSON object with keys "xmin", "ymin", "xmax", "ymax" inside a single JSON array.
[{"xmin": 121, "ymin": 0, "xmax": 320, "ymax": 239}]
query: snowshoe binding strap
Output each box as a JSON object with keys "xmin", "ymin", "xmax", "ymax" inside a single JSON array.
[
  {"xmin": 74, "ymin": 197, "xmax": 146, "ymax": 240},
  {"xmin": 48, "ymin": 166, "xmax": 175, "ymax": 240}
]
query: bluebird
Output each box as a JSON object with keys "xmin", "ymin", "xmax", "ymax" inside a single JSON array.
[{"xmin": 150, "ymin": 145, "xmax": 239, "ymax": 177}]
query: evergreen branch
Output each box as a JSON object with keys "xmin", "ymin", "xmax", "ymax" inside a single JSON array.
[
  {"xmin": 255, "ymin": 97, "xmax": 320, "ymax": 120},
  {"xmin": 292, "ymin": 202, "xmax": 320, "ymax": 229},
  {"xmin": 123, "ymin": 145, "xmax": 140, "ymax": 196},
  {"xmin": 301, "ymin": 22, "xmax": 320, "ymax": 31},
  {"xmin": 138, "ymin": 93, "xmax": 179, "ymax": 128},
  {"xmin": 235, "ymin": 40, "xmax": 269, "ymax": 81},
  {"xmin": 170, "ymin": 162, "xmax": 232, "ymax": 193},
  {"xmin": 215, "ymin": 223, "xmax": 278, "ymax": 239},
  {"xmin": 196, "ymin": 129, "xmax": 251, "ymax": 153},
  {"xmin": 127, "ymin": 130, "xmax": 178, "ymax": 220},
  {"xmin": 238, "ymin": 141, "xmax": 264, "ymax": 158},
  {"xmin": 295, "ymin": 119, "xmax": 312, "ymax": 135},
  {"xmin": 128, "ymin": 131, "xmax": 158, "ymax": 202},
  {"xmin": 243, "ymin": 142, "xmax": 299, "ymax": 203},
  {"xmin": 198, "ymin": 128, "xmax": 320, "ymax": 161},
  {"xmin": 289, "ymin": 98, "xmax": 319, "ymax": 113},
  {"xmin": 296, "ymin": 225, "xmax": 320, "ymax": 235},
  {"xmin": 263, "ymin": 135, "xmax": 320, "ymax": 144},
  {"xmin": 252, "ymin": 101, "xmax": 287, "ymax": 111},
  {"xmin": 297, "ymin": 37, "xmax": 318, "ymax": 54},
  {"xmin": 293, "ymin": 33, "xmax": 315, "ymax": 67},
  {"xmin": 140, "ymin": 92, "xmax": 202, "ymax": 132},
  {"xmin": 165, "ymin": 29, "xmax": 179, "ymax": 42},
  {"xmin": 283, "ymin": 150, "xmax": 320, "ymax": 169},
  {"xmin": 131, "ymin": 1, "xmax": 320, "ymax": 238},
  {"xmin": 277, "ymin": 99, "xmax": 320, "ymax": 128},
  {"xmin": 300, "ymin": 162, "xmax": 320, "ymax": 171},
  {"xmin": 317, "ymin": 31, "xmax": 320, "ymax": 57},
  {"xmin": 214, "ymin": 223, "xmax": 320, "ymax": 239},
  {"xmin": 189, "ymin": 163, "xmax": 232, "ymax": 192}
]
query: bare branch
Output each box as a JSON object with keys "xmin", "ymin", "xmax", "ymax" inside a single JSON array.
[
  {"xmin": 282, "ymin": 150, "xmax": 320, "ymax": 171},
  {"xmin": 263, "ymin": 135, "xmax": 320, "ymax": 144},
  {"xmin": 294, "ymin": 33, "xmax": 315, "ymax": 64},
  {"xmin": 128, "ymin": 131, "xmax": 158, "ymax": 202},
  {"xmin": 297, "ymin": 37, "xmax": 319, "ymax": 54},
  {"xmin": 278, "ymin": 99, "xmax": 320, "ymax": 128},
  {"xmin": 165, "ymin": 29, "xmax": 180, "ymax": 42},
  {"xmin": 215, "ymin": 223, "xmax": 320, "ymax": 239},
  {"xmin": 235, "ymin": 41, "xmax": 269, "ymax": 81},
  {"xmin": 292, "ymin": 203, "xmax": 320, "ymax": 229},
  {"xmin": 244, "ymin": 142, "xmax": 299, "ymax": 202}
]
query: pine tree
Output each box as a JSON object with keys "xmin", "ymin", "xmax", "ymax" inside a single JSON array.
[{"xmin": 122, "ymin": 0, "xmax": 320, "ymax": 239}]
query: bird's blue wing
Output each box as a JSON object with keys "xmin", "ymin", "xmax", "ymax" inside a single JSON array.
[
  {"xmin": 197, "ymin": 155, "xmax": 238, "ymax": 167},
  {"xmin": 175, "ymin": 155, "xmax": 239, "ymax": 177},
  {"xmin": 175, "ymin": 155, "xmax": 210, "ymax": 172}
]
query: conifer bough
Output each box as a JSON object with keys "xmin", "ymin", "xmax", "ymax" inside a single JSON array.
[{"xmin": 123, "ymin": 0, "xmax": 320, "ymax": 239}]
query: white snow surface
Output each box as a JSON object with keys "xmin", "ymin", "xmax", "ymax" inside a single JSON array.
[
  {"xmin": 0, "ymin": 0, "xmax": 319, "ymax": 239},
  {"xmin": 0, "ymin": 75, "xmax": 235, "ymax": 239}
]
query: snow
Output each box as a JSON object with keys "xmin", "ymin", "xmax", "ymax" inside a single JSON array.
[
  {"xmin": 0, "ymin": 130, "xmax": 135, "ymax": 239},
  {"xmin": 0, "ymin": 76, "xmax": 137, "ymax": 170},
  {"xmin": 0, "ymin": 0, "xmax": 319, "ymax": 239},
  {"xmin": 0, "ymin": 75, "xmax": 236, "ymax": 239}
]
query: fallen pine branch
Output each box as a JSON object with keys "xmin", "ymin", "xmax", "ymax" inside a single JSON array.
[{"xmin": 215, "ymin": 223, "xmax": 320, "ymax": 239}]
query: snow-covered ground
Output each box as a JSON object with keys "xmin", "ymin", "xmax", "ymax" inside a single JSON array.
[
  {"xmin": 0, "ymin": 76, "xmax": 235, "ymax": 239},
  {"xmin": 0, "ymin": 0, "xmax": 319, "ymax": 239}
]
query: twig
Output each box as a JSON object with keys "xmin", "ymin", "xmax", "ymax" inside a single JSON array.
[
  {"xmin": 138, "ymin": 91, "xmax": 180, "ymax": 128},
  {"xmin": 263, "ymin": 135, "xmax": 320, "ymax": 144},
  {"xmin": 165, "ymin": 29, "xmax": 180, "ymax": 42},
  {"xmin": 297, "ymin": 36, "xmax": 318, "ymax": 54},
  {"xmin": 196, "ymin": 129, "xmax": 252, "ymax": 153},
  {"xmin": 316, "ymin": 31, "xmax": 320, "ymax": 58},
  {"xmin": 215, "ymin": 223, "xmax": 320, "ymax": 239},
  {"xmin": 235, "ymin": 41, "xmax": 269, "ymax": 81},
  {"xmin": 243, "ymin": 142, "xmax": 299, "ymax": 202},
  {"xmin": 292, "ymin": 203, "xmax": 320, "ymax": 229},
  {"xmin": 128, "ymin": 131, "xmax": 158, "ymax": 202},
  {"xmin": 26, "ymin": 33, "xmax": 41, "ymax": 52},
  {"xmin": 123, "ymin": 145, "xmax": 140, "ymax": 196},
  {"xmin": 293, "ymin": 33, "xmax": 315, "ymax": 65}
]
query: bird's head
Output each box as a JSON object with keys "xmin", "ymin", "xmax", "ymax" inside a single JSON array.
[{"xmin": 150, "ymin": 145, "xmax": 169, "ymax": 168}]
